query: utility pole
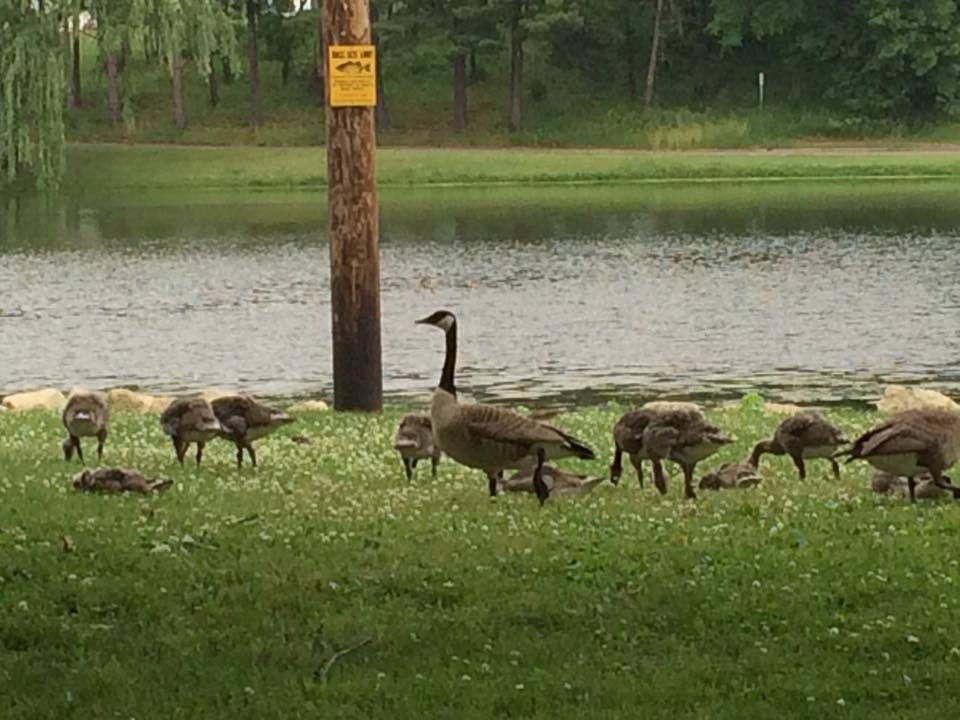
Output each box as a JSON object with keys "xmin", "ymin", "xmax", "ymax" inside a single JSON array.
[{"xmin": 323, "ymin": 0, "xmax": 382, "ymax": 411}]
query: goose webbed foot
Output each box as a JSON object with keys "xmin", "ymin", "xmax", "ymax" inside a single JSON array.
[
  {"xmin": 402, "ymin": 457, "xmax": 413, "ymax": 482},
  {"xmin": 609, "ymin": 447, "xmax": 623, "ymax": 485}
]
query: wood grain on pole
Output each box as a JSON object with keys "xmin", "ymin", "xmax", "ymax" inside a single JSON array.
[{"xmin": 324, "ymin": 0, "xmax": 382, "ymax": 411}]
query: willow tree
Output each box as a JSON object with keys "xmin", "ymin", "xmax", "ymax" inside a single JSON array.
[
  {"xmin": 0, "ymin": 0, "xmax": 67, "ymax": 189},
  {"xmin": 89, "ymin": 0, "xmax": 144, "ymax": 125},
  {"xmin": 140, "ymin": 0, "xmax": 237, "ymax": 129}
]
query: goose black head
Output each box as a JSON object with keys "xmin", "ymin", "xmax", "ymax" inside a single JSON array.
[{"xmin": 416, "ymin": 310, "xmax": 457, "ymax": 332}]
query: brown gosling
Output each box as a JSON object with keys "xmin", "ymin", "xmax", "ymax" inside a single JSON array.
[
  {"xmin": 417, "ymin": 310, "xmax": 595, "ymax": 505},
  {"xmin": 839, "ymin": 409, "xmax": 960, "ymax": 503},
  {"xmin": 160, "ymin": 397, "xmax": 222, "ymax": 466},
  {"xmin": 698, "ymin": 460, "xmax": 761, "ymax": 491},
  {"xmin": 642, "ymin": 410, "xmax": 733, "ymax": 500},
  {"xmin": 499, "ymin": 465, "xmax": 604, "ymax": 497},
  {"xmin": 212, "ymin": 395, "xmax": 295, "ymax": 468},
  {"xmin": 610, "ymin": 405, "xmax": 705, "ymax": 486},
  {"xmin": 750, "ymin": 412, "xmax": 847, "ymax": 481},
  {"xmin": 61, "ymin": 390, "xmax": 109, "ymax": 462},
  {"xmin": 73, "ymin": 468, "xmax": 172, "ymax": 494},
  {"xmin": 393, "ymin": 414, "xmax": 441, "ymax": 481},
  {"xmin": 870, "ymin": 470, "xmax": 948, "ymax": 500}
]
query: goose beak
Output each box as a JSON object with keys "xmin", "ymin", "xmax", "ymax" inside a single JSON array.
[{"xmin": 415, "ymin": 315, "xmax": 432, "ymax": 325}]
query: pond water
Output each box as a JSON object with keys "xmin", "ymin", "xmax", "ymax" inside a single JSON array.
[{"xmin": 3, "ymin": 180, "xmax": 960, "ymax": 408}]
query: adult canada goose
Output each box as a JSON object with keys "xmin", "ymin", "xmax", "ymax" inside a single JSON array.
[
  {"xmin": 642, "ymin": 410, "xmax": 733, "ymax": 500},
  {"xmin": 610, "ymin": 405, "xmax": 705, "ymax": 486},
  {"xmin": 393, "ymin": 414, "xmax": 441, "ymax": 481},
  {"xmin": 870, "ymin": 470, "xmax": 947, "ymax": 500},
  {"xmin": 211, "ymin": 395, "xmax": 295, "ymax": 468},
  {"xmin": 698, "ymin": 460, "xmax": 761, "ymax": 491},
  {"xmin": 839, "ymin": 409, "xmax": 960, "ymax": 502},
  {"xmin": 160, "ymin": 397, "xmax": 222, "ymax": 466},
  {"xmin": 499, "ymin": 465, "xmax": 604, "ymax": 497},
  {"xmin": 750, "ymin": 412, "xmax": 847, "ymax": 481},
  {"xmin": 417, "ymin": 310, "xmax": 595, "ymax": 504},
  {"xmin": 61, "ymin": 390, "xmax": 109, "ymax": 462},
  {"xmin": 73, "ymin": 468, "xmax": 172, "ymax": 494}
]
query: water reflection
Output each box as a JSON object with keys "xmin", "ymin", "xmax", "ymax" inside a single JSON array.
[{"xmin": 2, "ymin": 181, "xmax": 960, "ymax": 407}]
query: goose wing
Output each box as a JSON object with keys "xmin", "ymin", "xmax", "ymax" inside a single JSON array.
[
  {"xmin": 848, "ymin": 422, "xmax": 933, "ymax": 459},
  {"xmin": 461, "ymin": 404, "xmax": 594, "ymax": 458},
  {"xmin": 213, "ymin": 395, "xmax": 273, "ymax": 427}
]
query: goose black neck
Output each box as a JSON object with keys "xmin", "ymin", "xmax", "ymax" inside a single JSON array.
[
  {"xmin": 749, "ymin": 439, "xmax": 779, "ymax": 466},
  {"xmin": 439, "ymin": 320, "xmax": 457, "ymax": 395}
]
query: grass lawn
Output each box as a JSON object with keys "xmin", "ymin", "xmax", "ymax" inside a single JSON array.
[
  {"xmin": 64, "ymin": 143, "xmax": 960, "ymax": 193},
  {"xmin": 2, "ymin": 398, "xmax": 959, "ymax": 718}
]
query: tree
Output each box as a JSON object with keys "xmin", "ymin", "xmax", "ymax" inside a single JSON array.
[
  {"xmin": 1, "ymin": 0, "xmax": 66, "ymax": 189},
  {"xmin": 139, "ymin": 0, "xmax": 237, "ymax": 130},
  {"xmin": 404, "ymin": 0, "xmax": 499, "ymax": 130}
]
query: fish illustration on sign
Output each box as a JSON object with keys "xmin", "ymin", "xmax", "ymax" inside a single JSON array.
[{"xmin": 336, "ymin": 61, "xmax": 372, "ymax": 74}]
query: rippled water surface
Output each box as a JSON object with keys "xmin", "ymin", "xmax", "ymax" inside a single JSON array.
[{"xmin": 3, "ymin": 181, "xmax": 960, "ymax": 406}]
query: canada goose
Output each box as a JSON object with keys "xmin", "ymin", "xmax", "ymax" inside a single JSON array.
[
  {"xmin": 72, "ymin": 467, "xmax": 172, "ymax": 494},
  {"xmin": 160, "ymin": 397, "xmax": 222, "ymax": 466},
  {"xmin": 839, "ymin": 409, "xmax": 960, "ymax": 502},
  {"xmin": 610, "ymin": 406, "xmax": 706, "ymax": 486},
  {"xmin": 211, "ymin": 395, "xmax": 295, "ymax": 468},
  {"xmin": 499, "ymin": 465, "xmax": 604, "ymax": 497},
  {"xmin": 393, "ymin": 414, "xmax": 441, "ymax": 481},
  {"xmin": 698, "ymin": 460, "xmax": 761, "ymax": 491},
  {"xmin": 750, "ymin": 412, "xmax": 847, "ymax": 480},
  {"xmin": 61, "ymin": 390, "xmax": 109, "ymax": 462},
  {"xmin": 417, "ymin": 310, "xmax": 595, "ymax": 504},
  {"xmin": 642, "ymin": 411, "xmax": 733, "ymax": 499}
]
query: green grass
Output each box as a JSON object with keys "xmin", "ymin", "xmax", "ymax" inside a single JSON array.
[
  {"xmin": 3, "ymin": 399, "xmax": 960, "ymax": 718},
  {"xmin": 64, "ymin": 143, "xmax": 960, "ymax": 193}
]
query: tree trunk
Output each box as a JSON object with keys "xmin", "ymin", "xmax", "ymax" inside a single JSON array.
[
  {"xmin": 625, "ymin": 14, "xmax": 637, "ymax": 99},
  {"xmin": 70, "ymin": 15, "xmax": 82, "ymax": 108},
  {"xmin": 322, "ymin": 0, "xmax": 382, "ymax": 412},
  {"xmin": 644, "ymin": 0, "xmax": 664, "ymax": 108},
  {"xmin": 451, "ymin": 52, "xmax": 468, "ymax": 130},
  {"xmin": 171, "ymin": 54, "xmax": 187, "ymax": 130},
  {"xmin": 508, "ymin": 0, "xmax": 523, "ymax": 132},
  {"xmin": 468, "ymin": 47, "xmax": 478, "ymax": 82},
  {"xmin": 106, "ymin": 52, "xmax": 121, "ymax": 125},
  {"xmin": 246, "ymin": 0, "xmax": 262, "ymax": 128},
  {"xmin": 208, "ymin": 55, "xmax": 220, "ymax": 107},
  {"xmin": 370, "ymin": 1, "xmax": 388, "ymax": 130},
  {"xmin": 281, "ymin": 57, "xmax": 291, "ymax": 86},
  {"xmin": 375, "ymin": 53, "xmax": 388, "ymax": 130},
  {"xmin": 120, "ymin": 38, "xmax": 131, "ymax": 74},
  {"xmin": 223, "ymin": 55, "xmax": 234, "ymax": 84}
]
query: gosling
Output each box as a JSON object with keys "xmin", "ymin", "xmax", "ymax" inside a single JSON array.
[{"xmin": 61, "ymin": 389, "xmax": 109, "ymax": 462}]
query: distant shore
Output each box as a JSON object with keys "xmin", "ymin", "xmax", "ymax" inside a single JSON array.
[{"xmin": 62, "ymin": 143, "xmax": 960, "ymax": 194}]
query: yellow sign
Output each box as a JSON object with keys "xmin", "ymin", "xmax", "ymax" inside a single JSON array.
[{"xmin": 328, "ymin": 45, "xmax": 377, "ymax": 107}]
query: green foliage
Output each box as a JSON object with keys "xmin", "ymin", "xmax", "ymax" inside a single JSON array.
[
  {"xmin": 3, "ymin": 402, "xmax": 960, "ymax": 718},
  {"xmin": 0, "ymin": 0, "xmax": 66, "ymax": 189}
]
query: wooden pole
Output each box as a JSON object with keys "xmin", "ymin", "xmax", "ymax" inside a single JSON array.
[{"xmin": 323, "ymin": 0, "xmax": 382, "ymax": 411}]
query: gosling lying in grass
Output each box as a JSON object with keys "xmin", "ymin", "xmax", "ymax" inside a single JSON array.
[
  {"xmin": 498, "ymin": 465, "xmax": 604, "ymax": 497},
  {"xmin": 698, "ymin": 460, "xmax": 762, "ymax": 491},
  {"xmin": 869, "ymin": 471, "xmax": 949, "ymax": 500},
  {"xmin": 72, "ymin": 468, "xmax": 172, "ymax": 494}
]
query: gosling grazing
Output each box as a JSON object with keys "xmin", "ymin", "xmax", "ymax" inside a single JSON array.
[
  {"xmin": 73, "ymin": 467, "xmax": 172, "ymax": 494},
  {"xmin": 839, "ymin": 409, "xmax": 960, "ymax": 502},
  {"xmin": 393, "ymin": 414, "xmax": 441, "ymax": 481},
  {"xmin": 698, "ymin": 460, "xmax": 761, "ymax": 491},
  {"xmin": 212, "ymin": 395, "xmax": 295, "ymax": 468},
  {"xmin": 642, "ymin": 410, "xmax": 733, "ymax": 500},
  {"xmin": 417, "ymin": 310, "xmax": 595, "ymax": 505},
  {"xmin": 160, "ymin": 397, "xmax": 222, "ymax": 466},
  {"xmin": 610, "ymin": 404, "xmax": 705, "ymax": 486},
  {"xmin": 750, "ymin": 412, "xmax": 847, "ymax": 480},
  {"xmin": 61, "ymin": 390, "xmax": 109, "ymax": 462},
  {"xmin": 499, "ymin": 465, "xmax": 604, "ymax": 497}
]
